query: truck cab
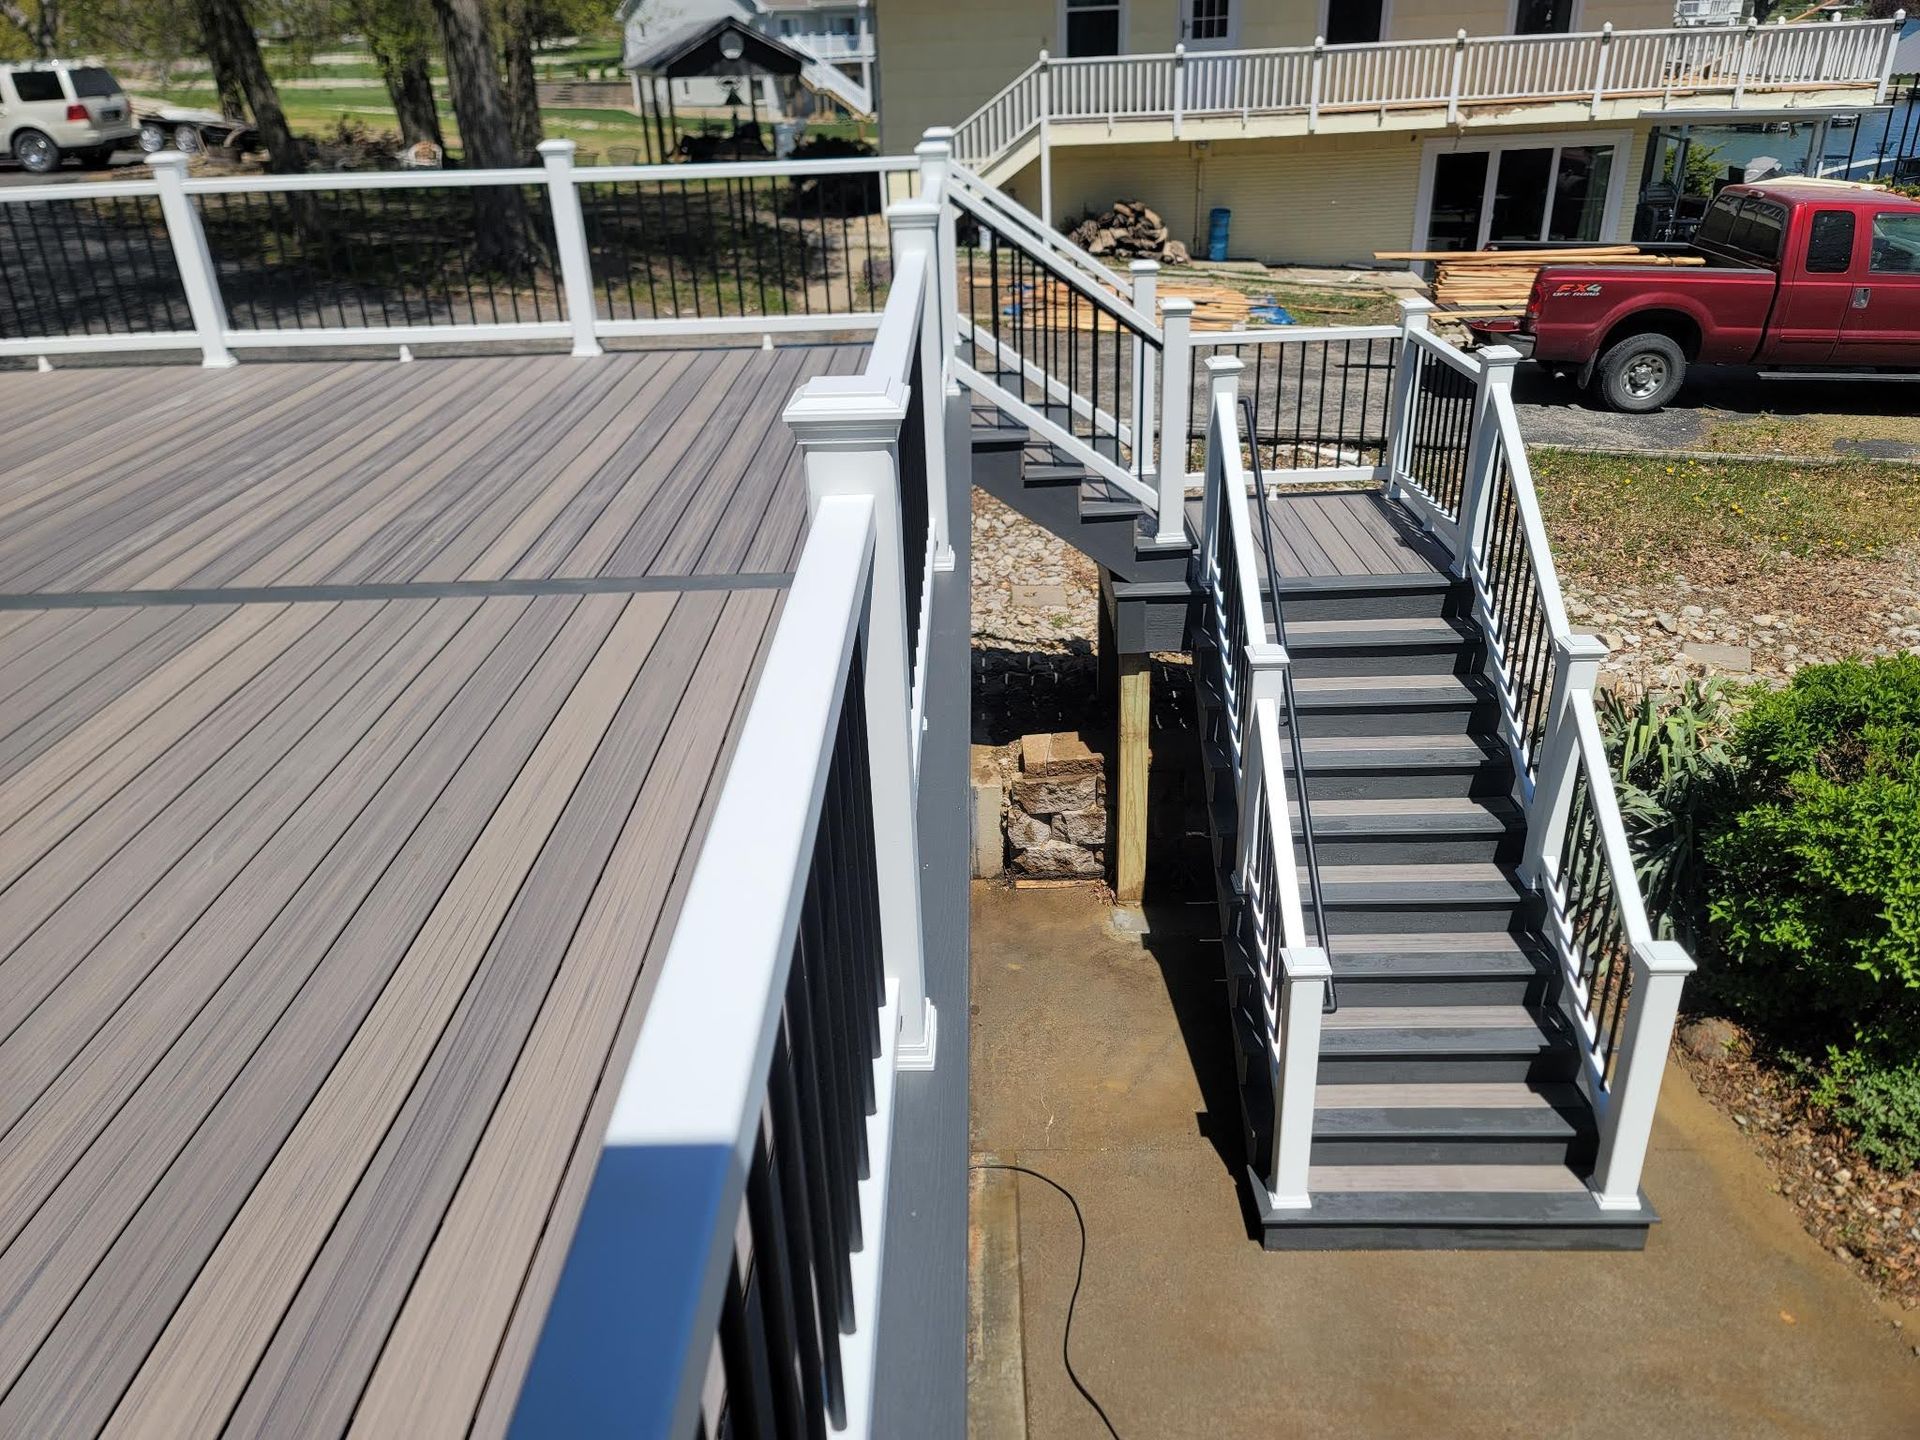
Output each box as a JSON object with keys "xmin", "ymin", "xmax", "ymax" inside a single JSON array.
[{"xmin": 1520, "ymin": 181, "xmax": 1920, "ymax": 410}]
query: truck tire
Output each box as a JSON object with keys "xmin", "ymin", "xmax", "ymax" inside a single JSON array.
[
  {"xmin": 1595, "ymin": 332, "xmax": 1686, "ymax": 413},
  {"xmin": 11, "ymin": 129, "xmax": 59, "ymax": 175}
]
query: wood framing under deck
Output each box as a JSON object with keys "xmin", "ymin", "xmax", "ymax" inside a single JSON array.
[{"xmin": 0, "ymin": 343, "xmax": 863, "ymax": 1437}]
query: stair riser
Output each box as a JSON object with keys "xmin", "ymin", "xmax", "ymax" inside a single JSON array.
[
  {"xmin": 1318, "ymin": 905, "xmax": 1525, "ymax": 935},
  {"xmin": 1329, "ymin": 975, "xmax": 1551, "ymax": 1007},
  {"xmin": 1286, "ymin": 647, "xmax": 1485, "ymax": 680},
  {"xmin": 1304, "ymin": 768, "xmax": 1514, "ymax": 802},
  {"xmin": 1269, "ymin": 588, "xmax": 1467, "ymax": 624},
  {"xmin": 1318, "ymin": 1054, "xmax": 1579, "ymax": 1084},
  {"xmin": 1291, "ymin": 700, "xmax": 1499, "ymax": 737},
  {"xmin": 1260, "ymin": 1223, "xmax": 1647, "ymax": 1252},
  {"xmin": 1310, "ymin": 1136, "xmax": 1598, "ymax": 1166},
  {"xmin": 1298, "ymin": 833, "xmax": 1519, "ymax": 866}
]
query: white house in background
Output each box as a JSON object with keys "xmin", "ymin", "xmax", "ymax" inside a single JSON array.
[
  {"xmin": 617, "ymin": 0, "xmax": 877, "ymax": 117},
  {"xmin": 875, "ymin": 0, "xmax": 1907, "ymax": 265}
]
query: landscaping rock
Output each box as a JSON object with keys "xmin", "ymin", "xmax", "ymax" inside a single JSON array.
[
  {"xmin": 1011, "ymin": 775, "xmax": 1100, "ymax": 815},
  {"xmin": 1006, "ymin": 807, "xmax": 1053, "ymax": 848},
  {"xmin": 1020, "ymin": 730, "xmax": 1103, "ymax": 779},
  {"xmin": 1052, "ymin": 806, "xmax": 1108, "ymax": 846},
  {"xmin": 1679, "ymin": 1016, "xmax": 1741, "ymax": 1063},
  {"xmin": 1011, "ymin": 839, "xmax": 1104, "ymax": 877},
  {"xmin": 1683, "ymin": 642, "xmax": 1753, "ymax": 674}
]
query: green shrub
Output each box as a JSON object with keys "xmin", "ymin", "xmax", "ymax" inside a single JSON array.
[
  {"xmin": 1812, "ymin": 1048, "xmax": 1920, "ymax": 1174},
  {"xmin": 1701, "ymin": 656, "xmax": 1920, "ymax": 1169}
]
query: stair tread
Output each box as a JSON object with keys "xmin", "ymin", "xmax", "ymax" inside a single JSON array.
[
  {"xmin": 1328, "ymin": 932, "xmax": 1552, "ymax": 979},
  {"xmin": 1331, "ymin": 931, "xmax": 1548, "ymax": 956},
  {"xmin": 1315, "ymin": 1081, "xmax": 1584, "ymax": 1110},
  {"xmin": 1298, "ymin": 733, "xmax": 1504, "ymax": 767},
  {"xmin": 1291, "ymin": 673, "xmax": 1485, "ymax": 696},
  {"xmin": 1306, "ymin": 861, "xmax": 1527, "ymax": 904},
  {"xmin": 1314, "ymin": 1087, "xmax": 1593, "ymax": 1141},
  {"xmin": 1318, "ymin": 1003, "xmax": 1569, "ymax": 1056},
  {"xmin": 1257, "ymin": 1182, "xmax": 1652, "ymax": 1230},
  {"xmin": 1282, "ymin": 618, "xmax": 1475, "ymax": 648},
  {"xmin": 1307, "ymin": 1164, "xmax": 1587, "ymax": 1196},
  {"xmin": 1303, "ymin": 798, "xmax": 1519, "ymax": 834},
  {"xmin": 1324, "ymin": 1003, "xmax": 1545, "ymax": 1030}
]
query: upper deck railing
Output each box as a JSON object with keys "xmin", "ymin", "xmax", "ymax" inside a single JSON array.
[{"xmin": 953, "ymin": 17, "xmax": 1906, "ymax": 171}]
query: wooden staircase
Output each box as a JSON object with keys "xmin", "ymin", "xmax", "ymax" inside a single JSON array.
[{"xmin": 1198, "ymin": 560, "xmax": 1655, "ymax": 1249}]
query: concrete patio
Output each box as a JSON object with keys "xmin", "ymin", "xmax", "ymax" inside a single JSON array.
[{"xmin": 969, "ymin": 883, "xmax": 1920, "ymax": 1439}]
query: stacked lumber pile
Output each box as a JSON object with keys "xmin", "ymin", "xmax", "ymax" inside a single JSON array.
[
  {"xmin": 1064, "ymin": 200, "xmax": 1192, "ymax": 265},
  {"xmin": 1002, "ymin": 273, "xmax": 1251, "ymax": 331},
  {"xmin": 1373, "ymin": 245, "xmax": 1707, "ymax": 317}
]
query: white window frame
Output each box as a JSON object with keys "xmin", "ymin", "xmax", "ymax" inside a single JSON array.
[
  {"xmin": 1412, "ymin": 128, "xmax": 1632, "ymax": 253},
  {"xmin": 1317, "ymin": 0, "xmax": 1393, "ymax": 45},
  {"xmin": 1507, "ymin": 0, "xmax": 1587, "ymax": 36},
  {"xmin": 1058, "ymin": 0, "xmax": 1129, "ymax": 58},
  {"xmin": 1178, "ymin": 0, "xmax": 1239, "ymax": 51}
]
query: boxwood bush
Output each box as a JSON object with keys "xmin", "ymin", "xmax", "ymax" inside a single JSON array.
[{"xmin": 1700, "ymin": 655, "xmax": 1920, "ymax": 1170}]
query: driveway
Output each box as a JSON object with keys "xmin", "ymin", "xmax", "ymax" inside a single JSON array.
[
  {"xmin": 1511, "ymin": 362, "xmax": 1920, "ymax": 462},
  {"xmin": 0, "ymin": 151, "xmax": 147, "ymax": 186}
]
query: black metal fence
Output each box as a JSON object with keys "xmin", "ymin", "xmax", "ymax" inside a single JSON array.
[
  {"xmin": 0, "ymin": 194, "xmax": 192, "ymax": 340},
  {"xmin": 1555, "ymin": 760, "xmax": 1633, "ymax": 1089},
  {"xmin": 580, "ymin": 169, "xmax": 899, "ymax": 323},
  {"xmin": 194, "ymin": 184, "xmax": 563, "ymax": 331},
  {"xmin": 1475, "ymin": 446, "xmax": 1557, "ymax": 780},
  {"xmin": 1399, "ymin": 342, "xmax": 1477, "ymax": 524},
  {"xmin": 716, "ymin": 645, "xmax": 884, "ymax": 1437},
  {"xmin": 1186, "ymin": 332, "xmax": 1400, "ymax": 478}
]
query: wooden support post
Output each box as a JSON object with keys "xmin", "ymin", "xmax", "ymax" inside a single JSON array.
[{"xmin": 1115, "ymin": 650, "xmax": 1151, "ymax": 903}]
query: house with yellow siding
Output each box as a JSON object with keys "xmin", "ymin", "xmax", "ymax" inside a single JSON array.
[{"xmin": 875, "ymin": 0, "xmax": 1908, "ymax": 265}]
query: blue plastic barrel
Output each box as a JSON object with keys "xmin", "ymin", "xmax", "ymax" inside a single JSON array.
[{"xmin": 1207, "ymin": 207, "xmax": 1231, "ymax": 262}]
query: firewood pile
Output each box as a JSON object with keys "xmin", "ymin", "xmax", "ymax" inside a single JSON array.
[
  {"xmin": 1064, "ymin": 201, "xmax": 1192, "ymax": 265},
  {"xmin": 1373, "ymin": 245, "xmax": 1707, "ymax": 317}
]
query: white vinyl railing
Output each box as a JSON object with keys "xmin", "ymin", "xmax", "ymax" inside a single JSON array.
[
  {"xmin": 952, "ymin": 17, "xmax": 1905, "ymax": 171},
  {"xmin": 513, "ymin": 164, "xmax": 947, "ymax": 1438},
  {"xmin": 1385, "ymin": 302, "xmax": 1694, "ymax": 1211},
  {"xmin": 0, "ymin": 144, "xmax": 919, "ymax": 363},
  {"xmin": 1196, "ymin": 356, "xmax": 1327, "ymax": 1212}
]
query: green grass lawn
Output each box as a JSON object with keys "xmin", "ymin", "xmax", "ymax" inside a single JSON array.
[{"xmin": 1529, "ymin": 449, "xmax": 1920, "ymax": 576}]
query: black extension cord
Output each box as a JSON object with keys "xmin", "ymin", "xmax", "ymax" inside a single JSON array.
[{"xmin": 972, "ymin": 1161, "xmax": 1122, "ymax": 1440}]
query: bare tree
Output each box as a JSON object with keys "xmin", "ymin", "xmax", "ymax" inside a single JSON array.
[{"xmin": 501, "ymin": 0, "xmax": 543, "ymax": 162}]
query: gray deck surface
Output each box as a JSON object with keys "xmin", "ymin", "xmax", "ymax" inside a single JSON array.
[
  {"xmin": 1187, "ymin": 487, "xmax": 1453, "ymax": 579},
  {"xmin": 0, "ymin": 343, "xmax": 858, "ymax": 1437}
]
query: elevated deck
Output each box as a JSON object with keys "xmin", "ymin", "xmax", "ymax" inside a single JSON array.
[{"xmin": 0, "ymin": 343, "xmax": 860, "ymax": 1436}]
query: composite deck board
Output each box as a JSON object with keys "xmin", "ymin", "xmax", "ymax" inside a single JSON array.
[
  {"xmin": 1190, "ymin": 488, "xmax": 1454, "ymax": 580},
  {"xmin": 0, "ymin": 343, "xmax": 839, "ymax": 1436}
]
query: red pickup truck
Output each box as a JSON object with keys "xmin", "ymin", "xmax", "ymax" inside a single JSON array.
[{"xmin": 1508, "ymin": 180, "xmax": 1920, "ymax": 412}]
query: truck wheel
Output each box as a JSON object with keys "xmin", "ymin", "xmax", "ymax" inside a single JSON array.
[
  {"xmin": 11, "ymin": 129, "xmax": 59, "ymax": 175},
  {"xmin": 1595, "ymin": 332, "xmax": 1686, "ymax": 413}
]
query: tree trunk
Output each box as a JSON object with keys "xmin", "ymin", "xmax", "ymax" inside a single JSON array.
[
  {"xmin": 431, "ymin": 0, "xmax": 535, "ymax": 271},
  {"xmin": 354, "ymin": 0, "xmax": 444, "ymax": 150},
  {"xmin": 193, "ymin": 0, "xmax": 303, "ymax": 173},
  {"xmin": 502, "ymin": 1, "xmax": 543, "ymax": 163}
]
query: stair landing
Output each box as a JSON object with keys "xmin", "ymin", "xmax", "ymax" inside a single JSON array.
[{"xmin": 1189, "ymin": 486, "xmax": 1453, "ymax": 580}]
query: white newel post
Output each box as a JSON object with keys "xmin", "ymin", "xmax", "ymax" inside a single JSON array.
[
  {"xmin": 1383, "ymin": 297, "xmax": 1434, "ymax": 501},
  {"xmin": 1173, "ymin": 44, "xmax": 1187, "ymax": 138},
  {"xmin": 1591, "ymin": 940, "xmax": 1696, "ymax": 1210},
  {"xmin": 918, "ymin": 127, "xmax": 962, "ymax": 380},
  {"xmin": 1453, "ymin": 343, "xmax": 1519, "ymax": 579},
  {"xmin": 147, "ymin": 152, "xmax": 235, "ymax": 369},
  {"xmin": 1153, "ymin": 298, "xmax": 1196, "ymax": 546},
  {"xmin": 1270, "ymin": 946, "xmax": 1331, "ymax": 1208},
  {"xmin": 1130, "ymin": 260, "xmax": 1160, "ymax": 481},
  {"xmin": 1447, "ymin": 31, "xmax": 1467, "ymax": 126},
  {"xmin": 538, "ymin": 139, "xmax": 604, "ymax": 358},
  {"xmin": 1589, "ymin": 24, "xmax": 1613, "ymax": 117},
  {"xmin": 786, "ymin": 378, "xmax": 937, "ymax": 1070},
  {"xmin": 1308, "ymin": 37, "xmax": 1324, "ymax": 133},
  {"xmin": 1877, "ymin": 11, "xmax": 1907, "ymax": 105},
  {"xmin": 1518, "ymin": 633, "xmax": 1607, "ymax": 890},
  {"xmin": 890, "ymin": 198, "xmax": 953, "ymax": 570},
  {"xmin": 1198, "ymin": 354, "xmax": 1242, "ymax": 579},
  {"xmin": 1037, "ymin": 50, "xmax": 1054, "ymax": 227}
]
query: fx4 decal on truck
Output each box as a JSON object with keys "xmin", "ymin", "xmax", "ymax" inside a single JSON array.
[{"xmin": 1550, "ymin": 282, "xmax": 1604, "ymax": 298}]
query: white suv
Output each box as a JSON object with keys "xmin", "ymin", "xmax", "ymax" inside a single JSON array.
[{"xmin": 0, "ymin": 62, "xmax": 136, "ymax": 174}]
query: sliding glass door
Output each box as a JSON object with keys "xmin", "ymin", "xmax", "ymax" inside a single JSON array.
[{"xmin": 1419, "ymin": 137, "xmax": 1621, "ymax": 252}]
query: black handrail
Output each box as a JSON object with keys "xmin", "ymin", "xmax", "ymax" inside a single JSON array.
[{"xmin": 1240, "ymin": 396, "xmax": 1338, "ymax": 1013}]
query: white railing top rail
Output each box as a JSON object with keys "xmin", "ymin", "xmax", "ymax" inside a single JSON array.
[
  {"xmin": 1565, "ymin": 688, "xmax": 1656, "ymax": 949},
  {"xmin": 1408, "ymin": 324, "xmax": 1484, "ymax": 382},
  {"xmin": 606, "ymin": 489, "xmax": 872, "ymax": 1151},
  {"xmin": 867, "ymin": 243, "xmax": 929, "ymax": 385},
  {"xmin": 1252, "ymin": 700, "xmax": 1311, "ymax": 954},
  {"xmin": 943, "ymin": 161, "xmax": 1138, "ymax": 318},
  {"xmin": 0, "ymin": 152, "xmax": 918, "ymax": 206},
  {"xmin": 945, "ymin": 188, "xmax": 1157, "ymax": 338},
  {"xmin": 1192, "ymin": 322, "xmax": 1401, "ymax": 349},
  {"xmin": 1210, "ymin": 377, "xmax": 1279, "ymax": 668}
]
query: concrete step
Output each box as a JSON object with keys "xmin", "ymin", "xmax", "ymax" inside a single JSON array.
[
  {"xmin": 1316, "ymin": 1003, "xmax": 1577, "ymax": 1083},
  {"xmin": 1310, "ymin": 1082, "xmax": 1598, "ymax": 1166}
]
